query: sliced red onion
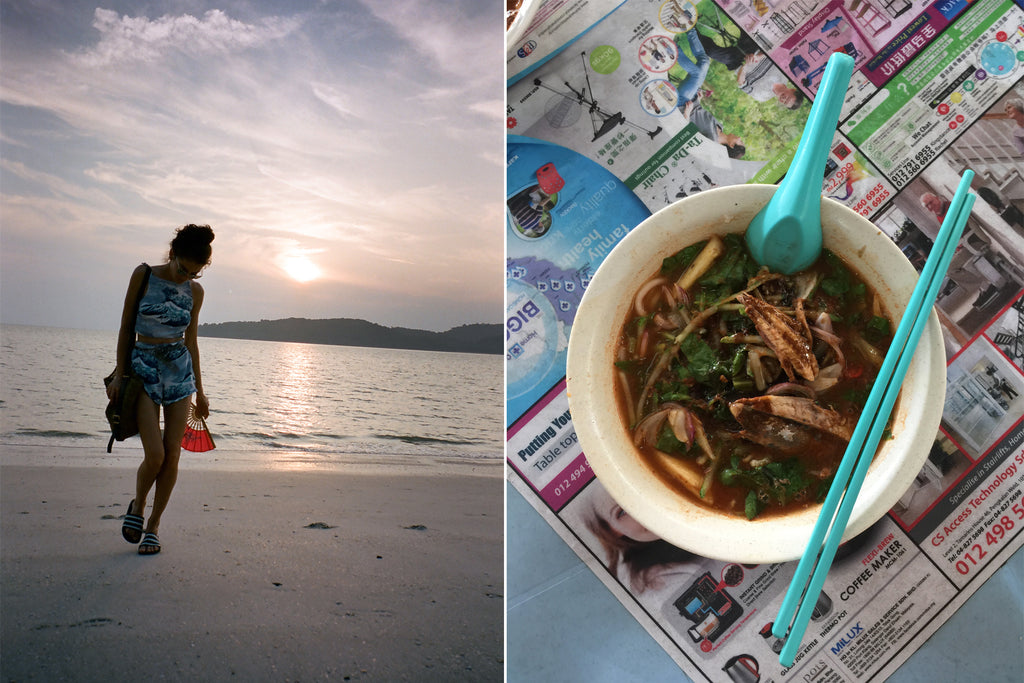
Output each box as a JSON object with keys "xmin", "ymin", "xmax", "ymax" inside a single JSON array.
[
  {"xmin": 633, "ymin": 402, "xmax": 697, "ymax": 449},
  {"xmin": 633, "ymin": 409, "xmax": 667, "ymax": 447},
  {"xmin": 674, "ymin": 283, "xmax": 692, "ymax": 312},
  {"xmin": 652, "ymin": 312, "xmax": 675, "ymax": 330},
  {"xmin": 662, "ymin": 284, "xmax": 678, "ymax": 311},
  {"xmin": 634, "ymin": 276, "xmax": 669, "ymax": 317},
  {"xmin": 638, "ymin": 329, "xmax": 650, "ymax": 358},
  {"xmin": 667, "ymin": 407, "xmax": 696, "ymax": 446},
  {"xmin": 809, "ymin": 363, "xmax": 843, "ymax": 392},
  {"xmin": 814, "ymin": 311, "xmax": 834, "ymax": 335},
  {"xmin": 810, "ymin": 324, "xmax": 846, "ymax": 370}
]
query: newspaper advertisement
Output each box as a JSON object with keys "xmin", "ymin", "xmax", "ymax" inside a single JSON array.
[
  {"xmin": 507, "ymin": 0, "xmax": 631, "ymax": 84},
  {"xmin": 506, "ymin": 1, "xmax": 1024, "ymax": 681}
]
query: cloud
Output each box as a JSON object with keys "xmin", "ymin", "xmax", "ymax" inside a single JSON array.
[
  {"xmin": 355, "ymin": 0, "xmax": 501, "ymax": 127},
  {"xmin": 356, "ymin": 0, "xmax": 499, "ymax": 81},
  {"xmin": 70, "ymin": 8, "xmax": 300, "ymax": 67},
  {"xmin": 468, "ymin": 98, "xmax": 505, "ymax": 122},
  {"xmin": 0, "ymin": 2, "xmax": 503, "ymax": 331},
  {"xmin": 311, "ymin": 82, "xmax": 360, "ymax": 119}
]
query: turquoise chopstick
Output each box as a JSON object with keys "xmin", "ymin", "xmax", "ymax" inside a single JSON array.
[{"xmin": 772, "ymin": 170, "xmax": 977, "ymax": 666}]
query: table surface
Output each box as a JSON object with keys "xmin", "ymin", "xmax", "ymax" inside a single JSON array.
[
  {"xmin": 506, "ymin": 2, "xmax": 1024, "ymax": 678},
  {"xmin": 507, "ymin": 482, "xmax": 1024, "ymax": 682}
]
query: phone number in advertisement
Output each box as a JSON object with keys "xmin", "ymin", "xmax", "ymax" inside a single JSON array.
[
  {"xmin": 552, "ymin": 455, "xmax": 589, "ymax": 499},
  {"xmin": 851, "ymin": 182, "xmax": 892, "ymax": 217},
  {"xmin": 853, "ymin": 2, "xmax": 1024, "ymax": 189},
  {"xmin": 886, "ymin": 144, "xmax": 935, "ymax": 189},
  {"xmin": 946, "ymin": 493, "xmax": 1019, "ymax": 581},
  {"xmin": 928, "ymin": 448, "xmax": 1023, "ymax": 581}
]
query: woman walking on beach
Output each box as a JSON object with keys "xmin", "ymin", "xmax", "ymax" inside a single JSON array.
[{"xmin": 107, "ymin": 224, "xmax": 214, "ymax": 555}]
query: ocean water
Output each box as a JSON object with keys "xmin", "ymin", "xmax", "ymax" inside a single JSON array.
[{"xmin": 0, "ymin": 325, "xmax": 503, "ymax": 470}]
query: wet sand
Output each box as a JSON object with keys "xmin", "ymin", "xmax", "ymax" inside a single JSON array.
[{"xmin": 1, "ymin": 454, "xmax": 503, "ymax": 681}]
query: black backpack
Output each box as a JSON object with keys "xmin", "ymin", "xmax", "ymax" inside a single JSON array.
[{"xmin": 103, "ymin": 264, "xmax": 151, "ymax": 452}]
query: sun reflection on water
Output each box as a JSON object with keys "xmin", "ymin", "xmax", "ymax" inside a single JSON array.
[
  {"xmin": 268, "ymin": 342, "xmax": 319, "ymax": 438},
  {"xmin": 200, "ymin": 335, "xmax": 502, "ymax": 465}
]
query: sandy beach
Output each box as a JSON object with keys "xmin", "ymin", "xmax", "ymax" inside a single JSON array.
[{"xmin": 1, "ymin": 451, "xmax": 503, "ymax": 681}]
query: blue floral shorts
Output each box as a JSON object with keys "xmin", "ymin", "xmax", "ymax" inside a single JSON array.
[{"xmin": 131, "ymin": 341, "xmax": 195, "ymax": 406}]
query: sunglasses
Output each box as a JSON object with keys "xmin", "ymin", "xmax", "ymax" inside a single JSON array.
[{"xmin": 176, "ymin": 258, "xmax": 205, "ymax": 280}]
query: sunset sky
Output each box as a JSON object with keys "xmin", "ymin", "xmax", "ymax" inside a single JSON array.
[{"xmin": 0, "ymin": 0, "xmax": 503, "ymax": 331}]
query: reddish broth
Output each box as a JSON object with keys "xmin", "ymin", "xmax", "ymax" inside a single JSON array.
[{"xmin": 614, "ymin": 233, "xmax": 894, "ymax": 520}]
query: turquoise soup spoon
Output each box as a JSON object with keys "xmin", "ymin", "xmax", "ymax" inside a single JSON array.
[{"xmin": 745, "ymin": 52, "xmax": 855, "ymax": 273}]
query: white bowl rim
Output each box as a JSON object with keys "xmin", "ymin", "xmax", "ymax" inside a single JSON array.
[{"xmin": 566, "ymin": 185, "xmax": 945, "ymax": 563}]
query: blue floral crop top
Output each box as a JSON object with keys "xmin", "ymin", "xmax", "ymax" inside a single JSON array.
[{"xmin": 135, "ymin": 271, "xmax": 193, "ymax": 339}]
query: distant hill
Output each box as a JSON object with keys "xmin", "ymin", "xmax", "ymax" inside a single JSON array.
[{"xmin": 198, "ymin": 318, "xmax": 502, "ymax": 355}]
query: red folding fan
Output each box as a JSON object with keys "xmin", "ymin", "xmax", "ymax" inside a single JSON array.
[{"xmin": 182, "ymin": 401, "xmax": 216, "ymax": 452}]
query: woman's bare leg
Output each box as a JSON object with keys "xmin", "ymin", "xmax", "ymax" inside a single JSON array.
[
  {"xmin": 135, "ymin": 393, "xmax": 165, "ymax": 520},
  {"xmin": 145, "ymin": 397, "xmax": 190, "ymax": 535}
]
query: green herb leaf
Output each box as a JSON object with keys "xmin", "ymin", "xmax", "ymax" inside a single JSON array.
[
  {"xmin": 865, "ymin": 315, "xmax": 891, "ymax": 342},
  {"xmin": 662, "ymin": 242, "xmax": 707, "ymax": 275},
  {"xmin": 820, "ymin": 276, "xmax": 849, "ymax": 297},
  {"xmin": 658, "ymin": 387, "xmax": 691, "ymax": 403},
  {"xmin": 698, "ymin": 234, "xmax": 757, "ymax": 293},
  {"xmin": 720, "ymin": 460, "xmax": 739, "ymax": 486},
  {"xmin": 655, "ymin": 361, "xmax": 693, "ymax": 404},
  {"xmin": 745, "ymin": 491, "xmax": 760, "ymax": 520},
  {"xmin": 720, "ymin": 458, "xmax": 812, "ymax": 520},
  {"xmin": 731, "ymin": 379, "xmax": 755, "ymax": 392},
  {"xmin": 820, "ymin": 250, "xmax": 852, "ymax": 299},
  {"xmin": 680, "ymin": 334, "xmax": 720, "ymax": 384},
  {"xmin": 655, "ymin": 424, "xmax": 690, "ymax": 455},
  {"xmin": 843, "ymin": 386, "xmax": 871, "ymax": 408},
  {"xmin": 730, "ymin": 347, "xmax": 747, "ymax": 377}
]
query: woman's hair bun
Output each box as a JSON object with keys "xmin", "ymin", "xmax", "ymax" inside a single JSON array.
[
  {"xmin": 180, "ymin": 224, "xmax": 215, "ymax": 244},
  {"xmin": 170, "ymin": 223, "xmax": 215, "ymax": 262}
]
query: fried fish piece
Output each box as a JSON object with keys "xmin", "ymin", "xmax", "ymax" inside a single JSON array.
[{"xmin": 738, "ymin": 292, "xmax": 819, "ymax": 382}]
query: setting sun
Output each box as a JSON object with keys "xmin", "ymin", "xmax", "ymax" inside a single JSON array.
[{"xmin": 282, "ymin": 255, "xmax": 321, "ymax": 283}]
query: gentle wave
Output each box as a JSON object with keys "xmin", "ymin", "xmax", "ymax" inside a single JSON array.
[
  {"xmin": 7, "ymin": 428, "xmax": 97, "ymax": 439},
  {"xmin": 374, "ymin": 434, "xmax": 479, "ymax": 446},
  {"xmin": 2, "ymin": 430, "xmax": 490, "ymax": 450},
  {"xmin": 0, "ymin": 325, "xmax": 504, "ymax": 465}
]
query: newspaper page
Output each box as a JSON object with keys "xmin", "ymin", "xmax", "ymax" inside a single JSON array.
[
  {"xmin": 506, "ymin": 1, "xmax": 1024, "ymax": 681},
  {"xmin": 507, "ymin": 0, "xmax": 631, "ymax": 85}
]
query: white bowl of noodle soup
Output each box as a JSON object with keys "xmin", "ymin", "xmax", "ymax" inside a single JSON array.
[{"xmin": 566, "ymin": 185, "xmax": 945, "ymax": 563}]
